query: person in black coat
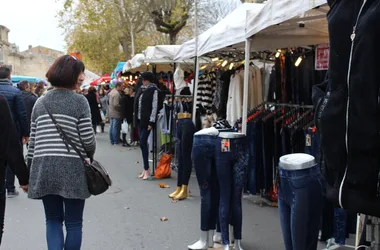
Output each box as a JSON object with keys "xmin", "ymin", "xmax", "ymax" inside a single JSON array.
[
  {"xmin": 18, "ymin": 81, "xmax": 38, "ymax": 129},
  {"xmin": 120, "ymin": 87, "xmax": 135, "ymax": 147},
  {"xmin": 85, "ymin": 87, "xmax": 102, "ymax": 134},
  {"xmin": 0, "ymin": 94, "xmax": 29, "ymax": 244}
]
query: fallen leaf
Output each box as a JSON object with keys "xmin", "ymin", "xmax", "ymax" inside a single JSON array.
[
  {"xmin": 158, "ymin": 183, "xmax": 170, "ymax": 188},
  {"xmin": 160, "ymin": 217, "xmax": 168, "ymax": 221},
  {"xmin": 171, "ymin": 199, "xmax": 178, "ymax": 203}
]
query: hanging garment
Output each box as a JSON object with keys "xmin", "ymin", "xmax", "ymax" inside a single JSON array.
[
  {"xmin": 174, "ymin": 66, "xmax": 187, "ymax": 95},
  {"xmin": 196, "ymin": 74, "xmax": 216, "ymax": 115},
  {"xmin": 226, "ymin": 72, "xmax": 243, "ymax": 125}
]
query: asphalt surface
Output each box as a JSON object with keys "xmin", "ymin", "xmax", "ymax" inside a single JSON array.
[{"xmin": 1, "ymin": 130, "xmax": 347, "ymax": 250}]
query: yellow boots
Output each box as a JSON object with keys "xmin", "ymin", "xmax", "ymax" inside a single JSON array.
[
  {"xmin": 168, "ymin": 186, "xmax": 181, "ymax": 198},
  {"xmin": 174, "ymin": 185, "xmax": 188, "ymax": 200}
]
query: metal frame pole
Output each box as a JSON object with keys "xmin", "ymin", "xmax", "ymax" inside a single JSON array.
[{"xmin": 242, "ymin": 38, "xmax": 252, "ymax": 135}]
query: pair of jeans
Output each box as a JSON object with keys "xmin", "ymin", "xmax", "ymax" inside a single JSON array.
[
  {"xmin": 215, "ymin": 136, "xmax": 248, "ymax": 245},
  {"xmin": 42, "ymin": 195, "xmax": 85, "ymax": 250},
  {"xmin": 109, "ymin": 118, "xmax": 122, "ymax": 144},
  {"xmin": 138, "ymin": 126, "xmax": 150, "ymax": 171},
  {"xmin": 192, "ymin": 135, "xmax": 219, "ymax": 231},
  {"xmin": 278, "ymin": 165, "xmax": 324, "ymax": 250},
  {"xmin": 5, "ymin": 167, "xmax": 15, "ymax": 192},
  {"xmin": 304, "ymin": 128, "xmax": 320, "ymax": 163},
  {"xmin": 176, "ymin": 118, "xmax": 196, "ymax": 186},
  {"xmin": 246, "ymin": 123, "xmax": 257, "ymax": 195}
]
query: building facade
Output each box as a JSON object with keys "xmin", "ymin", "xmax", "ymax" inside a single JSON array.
[{"xmin": 0, "ymin": 24, "xmax": 63, "ymax": 79}]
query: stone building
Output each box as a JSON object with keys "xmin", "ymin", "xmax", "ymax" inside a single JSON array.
[{"xmin": 0, "ymin": 24, "xmax": 63, "ymax": 79}]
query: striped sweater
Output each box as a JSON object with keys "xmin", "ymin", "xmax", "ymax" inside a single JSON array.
[{"xmin": 27, "ymin": 89, "xmax": 96, "ymax": 199}]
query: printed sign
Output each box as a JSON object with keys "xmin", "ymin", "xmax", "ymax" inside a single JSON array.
[{"xmin": 315, "ymin": 44, "xmax": 330, "ymax": 70}]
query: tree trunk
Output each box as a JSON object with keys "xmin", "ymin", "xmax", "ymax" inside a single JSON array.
[
  {"xmin": 169, "ymin": 32, "xmax": 177, "ymax": 45},
  {"xmin": 120, "ymin": 38, "xmax": 130, "ymax": 60}
]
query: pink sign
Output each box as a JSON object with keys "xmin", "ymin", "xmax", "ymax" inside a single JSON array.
[{"xmin": 315, "ymin": 44, "xmax": 330, "ymax": 71}]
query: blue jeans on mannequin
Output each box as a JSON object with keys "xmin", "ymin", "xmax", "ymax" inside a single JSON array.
[
  {"xmin": 109, "ymin": 118, "xmax": 122, "ymax": 145},
  {"xmin": 176, "ymin": 119, "xmax": 196, "ymax": 186},
  {"xmin": 42, "ymin": 195, "xmax": 85, "ymax": 250},
  {"xmin": 278, "ymin": 165, "xmax": 324, "ymax": 250},
  {"xmin": 215, "ymin": 137, "xmax": 248, "ymax": 245},
  {"xmin": 138, "ymin": 126, "xmax": 150, "ymax": 171},
  {"xmin": 192, "ymin": 135, "xmax": 219, "ymax": 231}
]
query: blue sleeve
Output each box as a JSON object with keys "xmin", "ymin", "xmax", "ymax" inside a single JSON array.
[{"xmin": 14, "ymin": 92, "xmax": 30, "ymax": 137}]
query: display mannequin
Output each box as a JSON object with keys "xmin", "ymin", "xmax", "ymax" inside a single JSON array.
[
  {"xmin": 278, "ymin": 153, "xmax": 324, "ymax": 250},
  {"xmin": 169, "ymin": 94, "xmax": 196, "ymax": 200},
  {"xmin": 216, "ymin": 132, "xmax": 248, "ymax": 250},
  {"xmin": 174, "ymin": 65, "xmax": 187, "ymax": 95},
  {"xmin": 188, "ymin": 127, "xmax": 219, "ymax": 250}
]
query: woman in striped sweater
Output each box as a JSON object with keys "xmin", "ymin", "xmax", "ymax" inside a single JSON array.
[{"xmin": 27, "ymin": 55, "xmax": 96, "ymax": 250}]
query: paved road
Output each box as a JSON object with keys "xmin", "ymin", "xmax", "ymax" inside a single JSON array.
[{"xmin": 2, "ymin": 130, "xmax": 340, "ymax": 250}]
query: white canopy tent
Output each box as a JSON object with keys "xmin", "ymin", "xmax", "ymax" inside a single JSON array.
[
  {"xmin": 239, "ymin": 0, "xmax": 329, "ymax": 134},
  {"xmin": 174, "ymin": 3, "xmax": 264, "ymax": 61}
]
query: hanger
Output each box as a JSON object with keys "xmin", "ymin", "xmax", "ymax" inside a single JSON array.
[{"xmin": 288, "ymin": 108, "xmax": 313, "ymax": 129}]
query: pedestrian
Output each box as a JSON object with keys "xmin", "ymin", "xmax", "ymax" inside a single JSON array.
[
  {"xmin": 108, "ymin": 82, "xmax": 123, "ymax": 145},
  {"xmin": 120, "ymin": 86, "xmax": 134, "ymax": 147},
  {"xmin": 27, "ymin": 55, "xmax": 96, "ymax": 250},
  {"xmin": 85, "ymin": 86, "xmax": 103, "ymax": 134},
  {"xmin": 18, "ymin": 80, "xmax": 38, "ymax": 129},
  {"xmin": 35, "ymin": 81, "xmax": 45, "ymax": 97},
  {"xmin": 134, "ymin": 71, "xmax": 159, "ymax": 180},
  {"xmin": 0, "ymin": 65, "xmax": 29, "ymax": 198},
  {"xmin": 99, "ymin": 87, "xmax": 109, "ymax": 122},
  {"xmin": 0, "ymin": 94, "xmax": 29, "ymax": 245},
  {"xmin": 29, "ymin": 82, "xmax": 38, "ymax": 97}
]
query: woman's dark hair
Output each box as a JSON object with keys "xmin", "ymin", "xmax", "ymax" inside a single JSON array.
[
  {"xmin": 46, "ymin": 55, "xmax": 85, "ymax": 88},
  {"xmin": 88, "ymin": 86, "xmax": 97, "ymax": 94}
]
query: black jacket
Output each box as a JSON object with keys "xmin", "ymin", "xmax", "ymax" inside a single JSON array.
[
  {"xmin": 313, "ymin": 0, "xmax": 380, "ymax": 214},
  {"xmin": 0, "ymin": 95, "xmax": 29, "ymax": 186},
  {"xmin": 120, "ymin": 94, "xmax": 134, "ymax": 124},
  {"xmin": 85, "ymin": 93, "xmax": 102, "ymax": 124},
  {"xmin": 21, "ymin": 91, "xmax": 38, "ymax": 126},
  {"xmin": 133, "ymin": 83, "xmax": 159, "ymax": 129},
  {"xmin": 0, "ymin": 79, "xmax": 29, "ymax": 137}
]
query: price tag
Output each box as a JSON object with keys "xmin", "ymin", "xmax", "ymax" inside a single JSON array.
[
  {"xmin": 306, "ymin": 134, "xmax": 312, "ymax": 147},
  {"xmin": 221, "ymin": 139, "xmax": 230, "ymax": 152}
]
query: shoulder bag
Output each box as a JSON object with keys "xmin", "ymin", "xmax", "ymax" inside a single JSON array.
[{"xmin": 43, "ymin": 102, "xmax": 112, "ymax": 195}]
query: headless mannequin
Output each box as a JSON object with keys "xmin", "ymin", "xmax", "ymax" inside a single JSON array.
[{"xmin": 218, "ymin": 132, "xmax": 246, "ymax": 250}]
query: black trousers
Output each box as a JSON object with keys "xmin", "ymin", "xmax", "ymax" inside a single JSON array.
[
  {"xmin": 0, "ymin": 167, "xmax": 6, "ymax": 245},
  {"xmin": 176, "ymin": 118, "xmax": 196, "ymax": 186}
]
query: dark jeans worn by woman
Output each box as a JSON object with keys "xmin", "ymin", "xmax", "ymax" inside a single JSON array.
[
  {"xmin": 192, "ymin": 135, "xmax": 219, "ymax": 231},
  {"xmin": 176, "ymin": 118, "xmax": 196, "ymax": 186},
  {"xmin": 278, "ymin": 165, "xmax": 324, "ymax": 250},
  {"xmin": 138, "ymin": 126, "xmax": 151, "ymax": 171},
  {"xmin": 215, "ymin": 137, "xmax": 248, "ymax": 245},
  {"xmin": 42, "ymin": 195, "xmax": 85, "ymax": 250}
]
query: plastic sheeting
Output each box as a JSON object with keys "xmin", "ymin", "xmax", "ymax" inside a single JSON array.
[
  {"xmin": 246, "ymin": 0, "xmax": 329, "ymax": 50},
  {"xmin": 145, "ymin": 45, "xmax": 181, "ymax": 64}
]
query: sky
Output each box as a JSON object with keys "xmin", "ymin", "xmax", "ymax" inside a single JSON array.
[{"xmin": 0, "ymin": 0, "xmax": 65, "ymax": 52}]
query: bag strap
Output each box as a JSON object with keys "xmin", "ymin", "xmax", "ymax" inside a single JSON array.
[{"xmin": 43, "ymin": 102, "xmax": 89, "ymax": 164}]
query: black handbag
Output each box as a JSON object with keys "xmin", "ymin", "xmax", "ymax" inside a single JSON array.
[{"xmin": 43, "ymin": 103, "xmax": 112, "ymax": 195}]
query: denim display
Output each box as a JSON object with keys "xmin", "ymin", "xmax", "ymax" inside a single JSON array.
[
  {"xmin": 215, "ymin": 136, "xmax": 248, "ymax": 245},
  {"xmin": 176, "ymin": 118, "xmax": 196, "ymax": 186},
  {"xmin": 278, "ymin": 165, "xmax": 324, "ymax": 250},
  {"xmin": 192, "ymin": 135, "xmax": 219, "ymax": 231},
  {"xmin": 109, "ymin": 118, "xmax": 122, "ymax": 145},
  {"xmin": 138, "ymin": 126, "xmax": 151, "ymax": 171},
  {"xmin": 42, "ymin": 195, "xmax": 85, "ymax": 250}
]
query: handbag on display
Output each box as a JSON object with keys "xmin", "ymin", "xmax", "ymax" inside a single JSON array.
[{"xmin": 43, "ymin": 102, "xmax": 112, "ymax": 195}]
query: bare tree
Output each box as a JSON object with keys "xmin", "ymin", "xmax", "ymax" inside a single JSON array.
[{"xmin": 197, "ymin": 0, "xmax": 241, "ymax": 32}]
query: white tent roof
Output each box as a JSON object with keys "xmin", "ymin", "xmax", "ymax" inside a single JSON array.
[
  {"xmin": 144, "ymin": 45, "xmax": 181, "ymax": 64},
  {"xmin": 174, "ymin": 3, "xmax": 264, "ymax": 61},
  {"xmin": 246, "ymin": 0, "xmax": 329, "ymax": 51},
  {"xmin": 82, "ymin": 69, "xmax": 100, "ymax": 86}
]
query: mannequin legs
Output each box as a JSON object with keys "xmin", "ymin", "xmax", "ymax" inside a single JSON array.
[
  {"xmin": 278, "ymin": 165, "xmax": 324, "ymax": 250},
  {"xmin": 192, "ymin": 135, "xmax": 219, "ymax": 231},
  {"xmin": 173, "ymin": 118, "xmax": 196, "ymax": 200},
  {"xmin": 215, "ymin": 137, "xmax": 248, "ymax": 245}
]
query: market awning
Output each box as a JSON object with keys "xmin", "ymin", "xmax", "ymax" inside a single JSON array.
[
  {"xmin": 245, "ymin": 0, "xmax": 329, "ymax": 50},
  {"xmin": 145, "ymin": 45, "xmax": 181, "ymax": 64},
  {"xmin": 174, "ymin": 3, "xmax": 264, "ymax": 61},
  {"xmin": 90, "ymin": 74, "xmax": 112, "ymax": 86}
]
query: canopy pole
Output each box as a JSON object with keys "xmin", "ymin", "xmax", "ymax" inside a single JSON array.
[
  {"xmin": 192, "ymin": 57, "xmax": 200, "ymax": 124},
  {"xmin": 242, "ymin": 38, "xmax": 252, "ymax": 135}
]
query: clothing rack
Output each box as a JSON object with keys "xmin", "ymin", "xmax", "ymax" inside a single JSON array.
[{"xmin": 265, "ymin": 102, "xmax": 314, "ymax": 109}]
